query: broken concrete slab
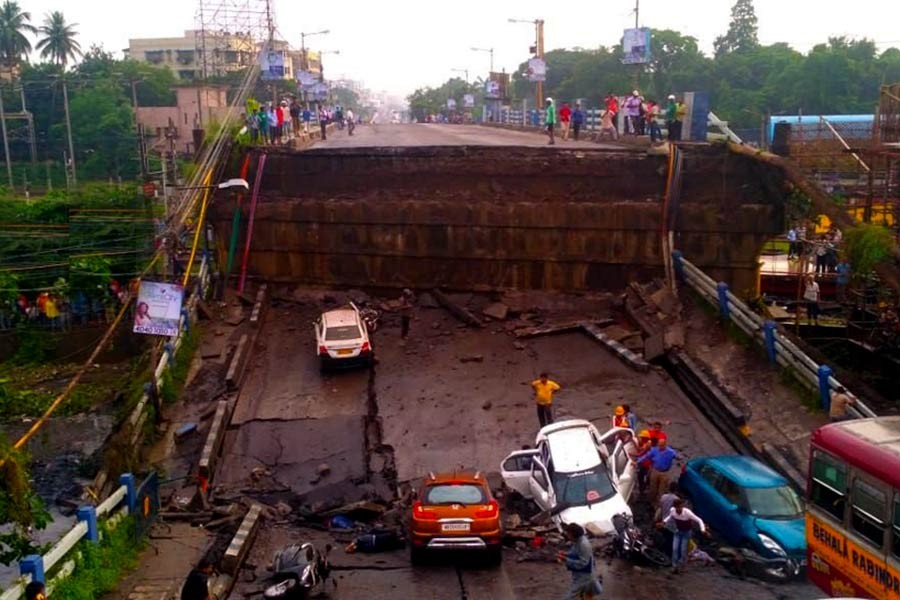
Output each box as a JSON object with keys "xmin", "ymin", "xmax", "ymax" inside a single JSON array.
[
  {"xmin": 664, "ymin": 323, "xmax": 686, "ymax": 349},
  {"xmin": 221, "ymin": 503, "xmax": 262, "ymax": 575},
  {"xmin": 649, "ymin": 286, "xmax": 679, "ymax": 316},
  {"xmin": 582, "ymin": 323, "xmax": 650, "ymax": 372},
  {"xmin": 225, "ymin": 334, "xmax": 249, "ymax": 391},
  {"xmin": 417, "ymin": 292, "xmax": 439, "ymax": 308},
  {"xmin": 482, "ymin": 302, "xmax": 509, "ymax": 321},
  {"xmin": 642, "ymin": 332, "xmax": 665, "ymax": 362},
  {"xmin": 459, "ymin": 355, "xmax": 484, "ymax": 363},
  {"xmin": 514, "ymin": 318, "xmax": 612, "ymax": 339}
]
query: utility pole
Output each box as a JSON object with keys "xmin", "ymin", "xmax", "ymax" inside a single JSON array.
[
  {"xmin": 0, "ymin": 88, "xmax": 13, "ymax": 190},
  {"xmin": 635, "ymin": 0, "xmax": 639, "ymax": 28},
  {"xmin": 131, "ymin": 79, "xmax": 148, "ymax": 179},
  {"xmin": 62, "ymin": 79, "xmax": 76, "ymax": 186},
  {"xmin": 20, "ymin": 86, "xmax": 34, "ymax": 164},
  {"xmin": 536, "ymin": 19, "xmax": 545, "ymax": 114}
]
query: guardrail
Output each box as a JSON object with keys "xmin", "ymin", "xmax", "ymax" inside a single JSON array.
[
  {"xmin": 673, "ymin": 250, "xmax": 876, "ymax": 419},
  {"xmin": 89, "ymin": 253, "xmax": 211, "ymax": 510},
  {"xmin": 0, "ymin": 473, "xmax": 140, "ymax": 599}
]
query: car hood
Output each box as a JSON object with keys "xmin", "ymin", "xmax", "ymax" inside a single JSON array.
[
  {"xmin": 754, "ymin": 516, "xmax": 807, "ymax": 555},
  {"xmin": 558, "ymin": 494, "xmax": 632, "ymax": 536}
]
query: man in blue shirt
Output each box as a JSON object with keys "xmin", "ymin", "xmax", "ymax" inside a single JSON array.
[
  {"xmin": 835, "ymin": 259, "xmax": 851, "ymax": 303},
  {"xmin": 786, "ymin": 227, "xmax": 799, "ymax": 260},
  {"xmin": 636, "ymin": 438, "xmax": 679, "ymax": 504}
]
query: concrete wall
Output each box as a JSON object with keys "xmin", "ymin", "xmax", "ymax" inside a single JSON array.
[{"xmin": 209, "ymin": 145, "xmax": 784, "ymax": 294}]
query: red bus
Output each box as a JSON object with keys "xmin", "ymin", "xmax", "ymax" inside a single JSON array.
[{"xmin": 807, "ymin": 417, "xmax": 900, "ymax": 599}]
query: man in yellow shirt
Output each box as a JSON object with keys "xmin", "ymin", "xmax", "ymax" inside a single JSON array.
[{"xmin": 532, "ymin": 372, "xmax": 561, "ymax": 428}]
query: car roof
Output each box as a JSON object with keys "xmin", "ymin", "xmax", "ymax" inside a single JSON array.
[
  {"xmin": 693, "ymin": 455, "xmax": 787, "ymax": 488},
  {"xmin": 322, "ymin": 308, "xmax": 359, "ymax": 327},
  {"xmin": 425, "ymin": 470, "xmax": 486, "ymax": 485},
  {"xmin": 542, "ymin": 421, "xmax": 602, "ymax": 473}
]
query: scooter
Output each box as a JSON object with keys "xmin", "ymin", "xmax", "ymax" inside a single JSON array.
[
  {"xmin": 607, "ymin": 512, "xmax": 670, "ymax": 567},
  {"xmin": 263, "ymin": 543, "xmax": 334, "ymax": 599}
]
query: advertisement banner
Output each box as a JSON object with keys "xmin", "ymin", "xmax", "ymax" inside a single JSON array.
[
  {"xmin": 463, "ymin": 94, "xmax": 475, "ymax": 108},
  {"xmin": 296, "ymin": 70, "xmax": 319, "ymax": 87},
  {"xmin": 484, "ymin": 80, "xmax": 500, "ymax": 99},
  {"xmin": 622, "ymin": 28, "xmax": 652, "ymax": 65},
  {"xmin": 134, "ymin": 280, "xmax": 184, "ymax": 337},
  {"xmin": 311, "ymin": 82, "xmax": 329, "ymax": 101},
  {"xmin": 447, "ymin": 98, "xmax": 457, "ymax": 110},
  {"xmin": 526, "ymin": 58, "xmax": 546, "ymax": 82},
  {"xmin": 260, "ymin": 50, "xmax": 285, "ymax": 80}
]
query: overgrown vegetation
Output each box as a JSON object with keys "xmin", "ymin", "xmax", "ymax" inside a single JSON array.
[
  {"xmin": 159, "ymin": 326, "xmax": 200, "ymax": 405},
  {"xmin": 50, "ymin": 517, "xmax": 143, "ymax": 600},
  {"xmin": 0, "ymin": 442, "xmax": 50, "ymax": 565},
  {"xmin": 843, "ymin": 223, "xmax": 898, "ymax": 279}
]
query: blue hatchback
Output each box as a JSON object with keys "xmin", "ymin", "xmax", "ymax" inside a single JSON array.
[{"xmin": 678, "ymin": 455, "xmax": 806, "ymax": 563}]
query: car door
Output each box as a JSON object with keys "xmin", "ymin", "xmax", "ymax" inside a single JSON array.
[
  {"xmin": 692, "ymin": 463, "xmax": 727, "ymax": 531},
  {"xmin": 500, "ymin": 450, "xmax": 539, "ymax": 498},
  {"xmin": 529, "ymin": 459, "xmax": 554, "ymax": 511},
  {"xmin": 713, "ymin": 474, "xmax": 748, "ymax": 545},
  {"xmin": 611, "ymin": 435, "xmax": 637, "ymax": 502}
]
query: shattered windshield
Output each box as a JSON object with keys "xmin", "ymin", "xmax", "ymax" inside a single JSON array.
[{"xmin": 552, "ymin": 466, "xmax": 616, "ymax": 507}]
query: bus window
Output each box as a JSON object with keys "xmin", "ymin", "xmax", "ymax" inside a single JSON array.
[
  {"xmin": 851, "ymin": 478, "xmax": 888, "ymax": 550},
  {"xmin": 811, "ymin": 450, "xmax": 847, "ymax": 522},
  {"xmin": 893, "ymin": 496, "xmax": 900, "ymax": 560}
]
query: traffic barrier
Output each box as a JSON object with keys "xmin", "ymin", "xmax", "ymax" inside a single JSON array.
[
  {"xmin": 674, "ymin": 252, "xmax": 876, "ymax": 419},
  {"xmin": 0, "ymin": 472, "xmax": 145, "ymax": 599}
]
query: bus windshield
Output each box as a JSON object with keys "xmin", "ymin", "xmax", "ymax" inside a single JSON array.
[{"xmin": 746, "ymin": 485, "xmax": 803, "ymax": 519}]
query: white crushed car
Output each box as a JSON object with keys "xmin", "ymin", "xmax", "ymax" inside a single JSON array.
[{"xmin": 500, "ymin": 419, "xmax": 638, "ymax": 536}]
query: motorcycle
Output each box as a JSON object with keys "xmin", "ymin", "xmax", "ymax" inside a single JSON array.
[
  {"xmin": 263, "ymin": 542, "xmax": 334, "ymax": 599},
  {"xmin": 715, "ymin": 545, "xmax": 801, "ymax": 583},
  {"xmin": 606, "ymin": 513, "xmax": 670, "ymax": 567},
  {"xmin": 359, "ymin": 307, "xmax": 379, "ymax": 334}
]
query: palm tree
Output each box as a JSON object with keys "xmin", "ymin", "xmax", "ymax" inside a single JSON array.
[
  {"xmin": 36, "ymin": 11, "xmax": 80, "ymax": 67},
  {"xmin": 0, "ymin": 0, "xmax": 35, "ymax": 69}
]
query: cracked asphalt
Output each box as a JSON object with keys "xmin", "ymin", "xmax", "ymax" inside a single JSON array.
[{"xmin": 224, "ymin": 291, "xmax": 820, "ymax": 599}]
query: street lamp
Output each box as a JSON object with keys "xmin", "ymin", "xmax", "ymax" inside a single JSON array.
[
  {"xmin": 177, "ymin": 178, "xmax": 250, "ymax": 191},
  {"xmin": 300, "ymin": 29, "xmax": 330, "ymax": 51},
  {"xmin": 470, "ymin": 47, "xmax": 494, "ymax": 73},
  {"xmin": 508, "ymin": 18, "xmax": 545, "ymax": 111},
  {"xmin": 451, "ymin": 68, "xmax": 469, "ymax": 83}
]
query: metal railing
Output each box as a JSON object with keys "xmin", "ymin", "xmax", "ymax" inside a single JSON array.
[
  {"xmin": 0, "ymin": 473, "xmax": 139, "ymax": 599},
  {"xmin": 673, "ymin": 250, "xmax": 876, "ymax": 419}
]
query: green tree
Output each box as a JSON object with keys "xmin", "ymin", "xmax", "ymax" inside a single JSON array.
[
  {"xmin": 35, "ymin": 11, "xmax": 81, "ymax": 67},
  {"xmin": 0, "ymin": 0, "xmax": 34, "ymax": 70},
  {"xmin": 714, "ymin": 0, "xmax": 759, "ymax": 56}
]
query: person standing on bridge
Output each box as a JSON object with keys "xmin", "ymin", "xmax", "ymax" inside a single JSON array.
[
  {"xmin": 532, "ymin": 372, "xmax": 561, "ymax": 428},
  {"xmin": 624, "ymin": 91, "xmax": 642, "ymax": 135},
  {"xmin": 302, "ymin": 103, "xmax": 312, "ymax": 133},
  {"xmin": 545, "ymin": 97, "xmax": 557, "ymax": 145},
  {"xmin": 804, "ymin": 274, "xmax": 821, "ymax": 326},
  {"xmin": 572, "ymin": 102, "xmax": 585, "ymax": 141},
  {"xmin": 290, "ymin": 98, "xmax": 301, "ymax": 137},
  {"xmin": 318, "ymin": 104, "xmax": 329, "ymax": 140},
  {"xmin": 398, "ymin": 288, "xmax": 414, "ymax": 342},
  {"xmin": 559, "ymin": 102, "xmax": 572, "ymax": 141}
]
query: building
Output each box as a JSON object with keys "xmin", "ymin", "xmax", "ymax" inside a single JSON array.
[
  {"xmin": 136, "ymin": 85, "xmax": 232, "ymax": 155},
  {"xmin": 125, "ymin": 30, "xmax": 255, "ymax": 80}
]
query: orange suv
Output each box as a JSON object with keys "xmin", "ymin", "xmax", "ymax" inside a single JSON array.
[{"xmin": 409, "ymin": 471, "xmax": 502, "ymax": 565}]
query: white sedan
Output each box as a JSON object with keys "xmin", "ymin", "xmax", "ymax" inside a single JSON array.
[
  {"xmin": 314, "ymin": 304, "xmax": 373, "ymax": 372},
  {"xmin": 501, "ymin": 419, "xmax": 638, "ymax": 535}
]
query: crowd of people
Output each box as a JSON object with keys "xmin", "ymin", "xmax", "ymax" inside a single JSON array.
[
  {"xmin": 542, "ymin": 91, "xmax": 687, "ymax": 145},
  {"xmin": 0, "ymin": 279, "xmax": 134, "ymax": 332},
  {"xmin": 246, "ymin": 98, "xmax": 360, "ymax": 145}
]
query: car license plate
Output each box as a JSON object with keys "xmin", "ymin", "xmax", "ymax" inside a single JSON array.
[
  {"xmin": 441, "ymin": 523, "xmax": 470, "ymax": 532},
  {"xmin": 337, "ymin": 349, "xmax": 353, "ymax": 356}
]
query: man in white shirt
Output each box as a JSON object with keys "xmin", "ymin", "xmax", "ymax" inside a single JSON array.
[
  {"xmin": 662, "ymin": 498, "xmax": 707, "ymax": 573},
  {"xmin": 804, "ymin": 275, "xmax": 820, "ymax": 325}
]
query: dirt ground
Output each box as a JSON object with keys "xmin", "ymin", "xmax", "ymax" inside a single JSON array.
[{"xmin": 226, "ymin": 288, "xmax": 819, "ymax": 600}]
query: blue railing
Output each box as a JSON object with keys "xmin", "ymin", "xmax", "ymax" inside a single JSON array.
[{"xmin": 674, "ymin": 251, "xmax": 876, "ymax": 419}]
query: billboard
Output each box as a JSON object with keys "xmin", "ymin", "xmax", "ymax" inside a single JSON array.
[
  {"xmin": 485, "ymin": 80, "xmax": 500, "ymax": 99},
  {"xmin": 463, "ymin": 94, "xmax": 475, "ymax": 108},
  {"xmin": 526, "ymin": 58, "xmax": 546, "ymax": 82},
  {"xmin": 261, "ymin": 50, "xmax": 286, "ymax": 80},
  {"xmin": 134, "ymin": 280, "xmax": 184, "ymax": 337},
  {"xmin": 622, "ymin": 28, "xmax": 651, "ymax": 64},
  {"xmin": 486, "ymin": 72, "xmax": 510, "ymax": 101},
  {"xmin": 447, "ymin": 98, "xmax": 457, "ymax": 110},
  {"xmin": 296, "ymin": 70, "xmax": 319, "ymax": 87}
]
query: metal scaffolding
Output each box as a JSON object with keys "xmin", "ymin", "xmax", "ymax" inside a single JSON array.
[{"xmin": 194, "ymin": 0, "xmax": 272, "ymax": 79}]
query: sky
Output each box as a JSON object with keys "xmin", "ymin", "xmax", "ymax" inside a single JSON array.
[{"xmin": 18, "ymin": 0, "xmax": 900, "ymax": 97}]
